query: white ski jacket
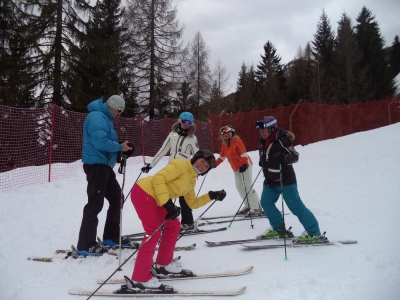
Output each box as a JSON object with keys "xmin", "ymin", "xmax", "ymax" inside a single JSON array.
[{"xmin": 150, "ymin": 122, "xmax": 199, "ymax": 167}]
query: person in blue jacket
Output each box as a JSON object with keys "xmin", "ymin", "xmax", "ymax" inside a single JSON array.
[{"xmin": 77, "ymin": 95, "xmax": 133, "ymax": 256}]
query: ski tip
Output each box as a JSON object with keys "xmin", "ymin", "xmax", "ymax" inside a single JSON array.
[
  {"xmin": 236, "ymin": 286, "xmax": 247, "ymax": 295},
  {"xmin": 338, "ymin": 240, "xmax": 358, "ymax": 244}
]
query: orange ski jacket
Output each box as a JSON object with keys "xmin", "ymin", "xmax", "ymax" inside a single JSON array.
[{"xmin": 216, "ymin": 137, "xmax": 253, "ymax": 172}]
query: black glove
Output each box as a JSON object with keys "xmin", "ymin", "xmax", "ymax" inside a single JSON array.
[
  {"xmin": 163, "ymin": 199, "xmax": 181, "ymax": 220},
  {"xmin": 123, "ymin": 142, "xmax": 134, "ymax": 158},
  {"xmin": 208, "ymin": 190, "xmax": 227, "ymax": 201},
  {"xmin": 141, "ymin": 163, "xmax": 152, "ymax": 173},
  {"xmin": 238, "ymin": 164, "xmax": 248, "ymax": 173},
  {"xmin": 117, "ymin": 142, "xmax": 134, "ymax": 163}
]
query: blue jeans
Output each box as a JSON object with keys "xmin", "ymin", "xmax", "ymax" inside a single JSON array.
[{"xmin": 260, "ymin": 183, "xmax": 320, "ymax": 235}]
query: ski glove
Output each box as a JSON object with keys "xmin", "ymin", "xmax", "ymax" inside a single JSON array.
[
  {"xmin": 238, "ymin": 164, "xmax": 248, "ymax": 173},
  {"xmin": 124, "ymin": 142, "xmax": 134, "ymax": 157},
  {"xmin": 208, "ymin": 190, "xmax": 227, "ymax": 201},
  {"xmin": 141, "ymin": 163, "xmax": 153, "ymax": 173},
  {"xmin": 163, "ymin": 199, "xmax": 181, "ymax": 220},
  {"xmin": 117, "ymin": 142, "xmax": 134, "ymax": 163}
]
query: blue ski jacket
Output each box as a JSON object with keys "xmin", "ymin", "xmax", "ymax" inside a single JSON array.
[{"xmin": 81, "ymin": 97, "xmax": 122, "ymax": 167}]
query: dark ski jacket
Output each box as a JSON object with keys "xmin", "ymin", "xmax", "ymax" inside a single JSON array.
[{"xmin": 258, "ymin": 127, "xmax": 299, "ymax": 187}]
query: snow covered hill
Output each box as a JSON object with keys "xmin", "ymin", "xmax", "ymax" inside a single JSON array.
[{"xmin": 1, "ymin": 123, "xmax": 399, "ymax": 300}]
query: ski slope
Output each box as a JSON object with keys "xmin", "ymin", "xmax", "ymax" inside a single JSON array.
[{"xmin": 1, "ymin": 123, "xmax": 399, "ymax": 300}]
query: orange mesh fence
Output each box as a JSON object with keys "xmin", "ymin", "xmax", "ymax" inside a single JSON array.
[
  {"xmin": 1, "ymin": 97, "xmax": 399, "ymax": 192},
  {"xmin": 0, "ymin": 105, "xmax": 212, "ymax": 192},
  {"xmin": 209, "ymin": 97, "xmax": 400, "ymax": 153},
  {"xmin": 1, "ymin": 105, "xmax": 52, "ymax": 190}
]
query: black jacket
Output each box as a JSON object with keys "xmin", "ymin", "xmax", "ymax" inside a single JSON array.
[{"xmin": 258, "ymin": 128, "xmax": 299, "ymax": 187}]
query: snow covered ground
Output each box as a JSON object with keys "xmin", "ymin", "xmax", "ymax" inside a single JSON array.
[{"xmin": 1, "ymin": 123, "xmax": 400, "ymax": 300}]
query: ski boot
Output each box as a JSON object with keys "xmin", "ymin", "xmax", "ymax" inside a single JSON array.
[
  {"xmin": 256, "ymin": 226, "xmax": 294, "ymax": 240},
  {"xmin": 115, "ymin": 276, "xmax": 174, "ymax": 294},
  {"xmin": 237, "ymin": 207, "xmax": 250, "ymax": 215},
  {"xmin": 153, "ymin": 260, "xmax": 194, "ymax": 279},
  {"xmin": 101, "ymin": 237, "xmax": 137, "ymax": 248},
  {"xmin": 292, "ymin": 231, "xmax": 329, "ymax": 244}
]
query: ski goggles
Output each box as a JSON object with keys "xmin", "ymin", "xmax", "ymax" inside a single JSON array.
[
  {"xmin": 110, "ymin": 100, "xmax": 124, "ymax": 113},
  {"xmin": 220, "ymin": 126, "xmax": 233, "ymax": 134},
  {"xmin": 203, "ymin": 152, "xmax": 217, "ymax": 169},
  {"xmin": 255, "ymin": 119, "xmax": 277, "ymax": 129},
  {"xmin": 180, "ymin": 119, "xmax": 193, "ymax": 126}
]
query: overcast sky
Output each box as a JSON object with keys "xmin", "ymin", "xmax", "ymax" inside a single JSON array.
[{"xmin": 173, "ymin": 0, "xmax": 399, "ymax": 95}]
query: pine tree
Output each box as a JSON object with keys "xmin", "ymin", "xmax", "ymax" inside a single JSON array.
[
  {"xmin": 124, "ymin": 0, "xmax": 186, "ymax": 119},
  {"xmin": 255, "ymin": 40, "xmax": 287, "ymax": 108},
  {"xmin": 311, "ymin": 9, "xmax": 335, "ymax": 103},
  {"xmin": 388, "ymin": 35, "xmax": 400, "ymax": 81},
  {"xmin": 172, "ymin": 80, "xmax": 193, "ymax": 115},
  {"xmin": 286, "ymin": 44, "xmax": 313, "ymax": 103},
  {"xmin": 234, "ymin": 63, "xmax": 247, "ymax": 111},
  {"xmin": 332, "ymin": 13, "xmax": 368, "ymax": 103},
  {"xmin": 235, "ymin": 63, "xmax": 257, "ymax": 111},
  {"xmin": 355, "ymin": 6, "xmax": 395, "ymax": 100},
  {"xmin": 22, "ymin": 0, "xmax": 92, "ymax": 106},
  {"xmin": 0, "ymin": 0, "xmax": 36, "ymax": 106},
  {"xmin": 66, "ymin": 0, "xmax": 129, "ymax": 111}
]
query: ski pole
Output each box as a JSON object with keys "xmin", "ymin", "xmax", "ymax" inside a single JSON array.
[
  {"xmin": 241, "ymin": 172, "xmax": 254, "ymax": 228},
  {"xmin": 176, "ymin": 173, "xmax": 210, "ymax": 242},
  {"xmin": 123, "ymin": 171, "xmax": 143, "ymax": 204},
  {"xmin": 118, "ymin": 155, "xmax": 127, "ymax": 269},
  {"xmin": 278, "ymin": 163, "xmax": 288, "ymax": 261},
  {"xmin": 87, "ymin": 219, "xmax": 168, "ymax": 300},
  {"xmin": 227, "ymin": 168, "xmax": 262, "ymax": 228},
  {"xmin": 196, "ymin": 173, "xmax": 208, "ymax": 198}
]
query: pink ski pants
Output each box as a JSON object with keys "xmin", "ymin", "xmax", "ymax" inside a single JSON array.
[{"xmin": 130, "ymin": 184, "xmax": 180, "ymax": 282}]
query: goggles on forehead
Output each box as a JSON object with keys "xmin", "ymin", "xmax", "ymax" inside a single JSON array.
[
  {"xmin": 203, "ymin": 153, "xmax": 217, "ymax": 169},
  {"xmin": 110, "ymin": 100, "xmax": 124, "ymax": 113},
  {"xmin": 220, "ymin": 126, "xmax": 233, "ymax": 134},
  {"xmin": 255, "ymin": 119, "xmax": 277, "ymax": 129},
  {"xmin": 180, "ymin": 119, "xmax": 193, "ymax": 126}
]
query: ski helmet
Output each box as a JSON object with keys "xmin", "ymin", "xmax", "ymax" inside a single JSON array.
[
  {"xmin": 255, "ymin": 116, "xmax": 278, "ymax": 134},
  {"xmin": 191, "ymin": 149, "xmax": 217, "ymax": 175},
  {"xmin": 220, "ymin": 125, "xmax": 235, "ymax": 135},
  {"xmin": 179, "ymin": 112, "xmax": 194, "ymax": 122}
]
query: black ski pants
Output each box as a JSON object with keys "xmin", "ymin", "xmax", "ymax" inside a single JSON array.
[
  {"xmin": 77, "ymin": 164, "xmax": 121, "ymax": 250},
  {"xmin": 179, "ymin": 196, "xmax": 194, "ymax": 225}
]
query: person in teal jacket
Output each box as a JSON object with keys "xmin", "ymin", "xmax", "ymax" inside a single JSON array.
[{"xmin": 77, "ymin": 95, "xmax": 133, "ymax": 256}]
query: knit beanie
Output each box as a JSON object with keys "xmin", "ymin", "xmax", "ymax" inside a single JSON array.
[{"xmin": 106, "ymin": 95, "xmax": 125, "ymax": 111}]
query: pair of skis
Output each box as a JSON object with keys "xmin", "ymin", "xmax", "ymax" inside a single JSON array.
[
  {"xmin": 69, "ymin": 266, "xmax": 253, "ymax": 297},
  {"xmin": 205, "ymin": 237, "xmax": 358, "ymax": 249},
  {"xmin": 121, "ymin": 211, "xmax": 272, "ymax": 240},
  {"xmin": 123, "ymin": 227, "xmax": 227, "ymax": 241},
  {"xmin": 27, "ymin": 243, "xmax": 197, "ymax": 263}
]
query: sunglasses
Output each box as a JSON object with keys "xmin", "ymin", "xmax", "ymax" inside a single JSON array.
[
  {"xmin": 220, "ymin": 126, "xmax": 233, "ymax": 134},
  {"xmin": 255, "ymin": 119, "xmax": 277, "ymax": 129},
  {"xmin": 203, "ymin": 153, "xmax": 217, "ymax": 169},
  {"xmin": 110, "ymin": 100, "xmax": 124, "ymax": 113},
  {"xmin": 180, "ymin": 119, "xmax": 193, "ymax": 126}
]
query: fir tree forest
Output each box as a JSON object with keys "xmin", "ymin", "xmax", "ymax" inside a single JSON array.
[{"xmin": 0, "ymin": 1, "xmax": 399, "ymax": 120}]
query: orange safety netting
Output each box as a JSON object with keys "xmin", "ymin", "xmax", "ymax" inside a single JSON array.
[
  {"xmin": 209, "ymin": 97, "xmax": 400, "ymax": 153},
  {"xmin": 1, "ymin": 97, "xmax": 399, "ymax": 192}
]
